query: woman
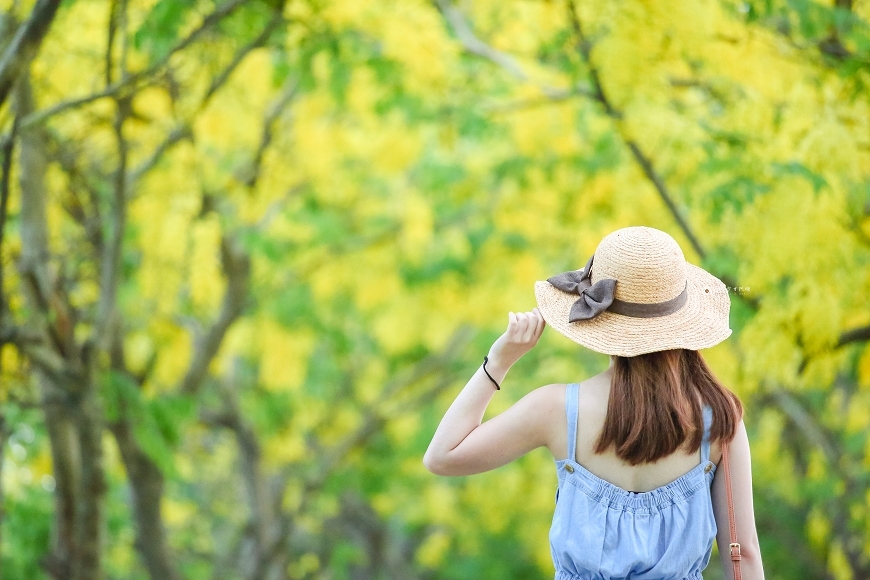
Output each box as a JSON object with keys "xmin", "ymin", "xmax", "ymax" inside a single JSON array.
[{"xmin": 423, "ymin": 226, "xmax": 765, "ymax": 580}]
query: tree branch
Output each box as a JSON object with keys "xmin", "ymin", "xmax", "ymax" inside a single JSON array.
[
  {"xmin": 19, "ymin": 0, "xmax": 248, "ymax": 129},
  {"xmin": 76, "ymin": 382, "xmax": 106, "ymax": 580},
  {"xmin": 127, "ymin": 125, "xmax": 192, "ymax": 191},
  {"xmin": 836, "ymin": 323, "xmax": 870, "ymax": 347},
  {"xmin": 129, "ymin": 2, "xmax": 286, "ymax": 194},
  {"xmin": 767, "ymin": 387, "xmax": 841, "ymax": 466},
  {"xmin": 200, "ymin": 362, "xmax": 288, "ymax": 580},
  {"xmin": 442, "ymin": 0, "xmax": 764, "ymax": 312},
  {"xmin": 43, "ymin": 133, "xmax": 106, "ymax": 255},
  {"xmin": 15, "ymin": 78, "xmax": 52, "ymax": 314},
  {"xmin": 559, "ymin": 2, "xmax": 765, "ymax": 308},
  {"xmin": 434, "ymin": 0, "xmax": 527, "ymax": 81},
  {"xmin": 0, "ymin": 114, "xmax": 17, "ymax": 324},
  {"xmin": 478, "ymin": 90, "xmax": 584, "ymax": 114},
  {"xmin": 19, "ymin": 85, "xmax": 124, "ymax": 130},
  {"xmin": 438, "ymin": 1, "xmax": 706, "ymax": 266},
  {"xmin": 0, "ymin": 413, "xmax": 9, "ymax": 570},
  {"xmin": 434, "ymin": 0, "xmax": 592, "ymax": 100},
  {"xmin": 200, "ymin": 6, "xmax": 286, "ymax": 108},
  {"xmin": 438, "ymin": 0, "xmax": 753, "ymax": 305},
  {"xmin": 0, "ymin": 0, "xmax": 62, "ymax": 111},
  {"xmin": 95, "ymin": 93, "xmax": 130, "ymax": 349},
  {"xmin": 179, "ymin": 234, "xmax": 250, "ymax": 395},
  {"xmin": 240, "ymin": 75, "xmax": 299, "ymax": 191},
  {"xmin": 199, "ymin": 326, "xmax": 476, "ymax": 578},
  {"xmin": 303, "ymin": 325, "xmax": 475, "ymax": 490},
  {"xmin": 107, "ymin": 27, "xmax": 281, "ymax": 576},
  {"xmin": 564, "ymin": 1, "xmax": 709, "ymax": 260},
  {"xmin": 106, "ymin": 328, "xmax": 182, "ymax": 580},
  {"xmin": 108, "ymin": 411, "xmax": 181, "ymax": 580},
  {"xmin": 278, "ymin": 354, "xmax": 473, "ymax": 578},
  {"xmin": 765, "ymin": 383, "xmax": 870, "ymax": 576},
  {"xmin": 106, "ymin": 0, "xmax": 120, "ymax": 86}
]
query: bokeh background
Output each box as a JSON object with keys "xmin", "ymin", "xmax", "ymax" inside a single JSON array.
[{"xmin": 0, "ymin": 0, "xmax": 869, "ymax": 578}]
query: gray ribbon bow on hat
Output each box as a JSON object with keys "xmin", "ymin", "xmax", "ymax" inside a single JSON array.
[{"xmin": 547, "ymin": 255, "xmax": 617, "ymax": 322}]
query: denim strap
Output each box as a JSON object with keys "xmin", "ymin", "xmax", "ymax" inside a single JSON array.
[
  {"xmin": 701, "ymin": 405, "xmax": 713, "ymax": 463},
  {"xmin": 565, "ymin": 383, "xmax": 580, "ymax": 462}
]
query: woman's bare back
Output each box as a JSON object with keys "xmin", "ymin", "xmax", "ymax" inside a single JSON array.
[{"xmin": 546, "ymin": 367, "xmax": 723, "ymax": 493}]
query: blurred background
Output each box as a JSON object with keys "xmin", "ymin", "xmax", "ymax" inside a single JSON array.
[{"xmin": 0, "ymin": 0, "xmax": 868, "ymax": 578}]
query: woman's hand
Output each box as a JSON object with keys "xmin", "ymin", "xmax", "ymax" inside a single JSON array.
[{"xmin": 487, "ymin": 308, "xmax": 546, "ymax": 371}]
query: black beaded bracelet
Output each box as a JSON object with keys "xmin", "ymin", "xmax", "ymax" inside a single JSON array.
[{"xmin": 482, "ymin": 356, "xmax": 501, "ymax": 390}]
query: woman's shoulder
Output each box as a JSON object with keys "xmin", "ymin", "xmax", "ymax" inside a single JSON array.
[
  {"xmin": 537, "ymin": 373, "xmax": 612, "ymax": 410},
  {"xmin": 528, "ymin": 382, "xmax": 577, "ymax": 458},
  {"xmin": 531, "ymin": 382, "xmax": 570, "ymax": 404},
  {"xmin": 535, "ymin": 374, "xmax": 612, "ymax": 458}
]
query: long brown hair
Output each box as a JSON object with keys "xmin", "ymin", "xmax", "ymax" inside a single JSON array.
[{"xmin": 594, "ymin": 349, "xmax": 744, "ymax": 465}]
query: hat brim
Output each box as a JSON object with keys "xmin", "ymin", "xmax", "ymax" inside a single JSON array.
[{"xmin": 534, "ymin": 264, "xmax": 732, "ymax": 357}]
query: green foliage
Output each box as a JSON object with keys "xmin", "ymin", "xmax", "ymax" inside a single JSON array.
[
  {"xmin": 2, "ymin": 484, "xmax": 52, "ymax": 580},
  {"xmin": 133, "ymin": 0, "xmax": 196, "ymax": 61},
  {"xmin": 2, "ymin": 0, "xmax": 870, "ymax": 578}
]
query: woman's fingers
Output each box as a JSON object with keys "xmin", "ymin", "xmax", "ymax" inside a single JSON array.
[
  {"xmin": 505, "ymin": 309, "xmax": 546, "ymax": 344},
  {"xmin": 490, "ymin": 309, "xmax": 545, "ymax": 367},
  {"xmin": 515, "ymin": 313, "xmax": 526, "ymax": 340},
  {"xmin": 515, "ymin": 312, "xmax": 530, "ymax": 337},
  {"xmin": 507, "ymin": 310, "xmax": 540, "ymax": 343},
  {"xmin": 533, "ymin": 307, "xmax": 546, "ymax": 338},
  {"xmin": 521, "ymin": 311, "xmax": 538, "ymax": 342}
]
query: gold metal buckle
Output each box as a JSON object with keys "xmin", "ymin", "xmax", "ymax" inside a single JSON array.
[{"xmin": 729, "ymin": 542, "xmax": 741, "ymax": 556}]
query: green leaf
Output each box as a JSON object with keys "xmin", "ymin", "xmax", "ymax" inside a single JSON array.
[{"xmin": 133, "ymin": 0, "xmax": 194, "ymax": 63}]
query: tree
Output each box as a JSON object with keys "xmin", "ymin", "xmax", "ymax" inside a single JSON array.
[{"xmin": 0, "ymin": 0, "xmax": 868, "ymax": 579}]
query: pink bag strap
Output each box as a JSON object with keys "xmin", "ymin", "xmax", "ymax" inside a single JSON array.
[{"xmin": 722, "ymin": 441, "xmax": 742, "ymax": 580}]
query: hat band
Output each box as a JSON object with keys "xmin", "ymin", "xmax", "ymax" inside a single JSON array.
[
  {"xmin": 546, "ymin": 255, "xmax": 690, "ymax": 322},
  {"xmin": 607, "ymin": 281, "xmax": 688, "ymax": 318}
]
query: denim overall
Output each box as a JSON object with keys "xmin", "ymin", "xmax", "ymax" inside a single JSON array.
[{"xmin": 550, "ymin": 383, "xmax": 717, "ymax": 580}]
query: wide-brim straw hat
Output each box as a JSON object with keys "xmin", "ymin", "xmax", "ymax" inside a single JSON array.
[{"xmin": 534, "ymin": 226, "xmax": 731, "ymax": 357}]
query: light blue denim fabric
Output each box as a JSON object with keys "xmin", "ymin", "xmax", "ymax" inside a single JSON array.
[{"xmin": 550, "ymin": 383, "xmax": 717, "ymax": 580}]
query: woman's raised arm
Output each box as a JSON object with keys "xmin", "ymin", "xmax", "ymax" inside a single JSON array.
[{"xmin": 422, "ymin": 309, "xmax": 556, "ymax": 476}]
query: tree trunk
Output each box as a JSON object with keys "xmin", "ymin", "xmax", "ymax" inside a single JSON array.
[
  {"xmin": 76, "ymin": 384, "xmax": 106, "ymax": 579},
  {"xmin": 109, "ymin": 415, "xmax": 180, "ymax": 580},
  {"xmin": 15, "ymin": 70, "xmax": 105, "ymax": 580},
  {"xmin": 39, "ymin": 390, "xmax": 80, "ymax": 580}
]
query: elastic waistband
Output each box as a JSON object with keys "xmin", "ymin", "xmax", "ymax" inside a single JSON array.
[{"xmin": 556, "ymin": 570, "xmax": 704, "ymax": 580}]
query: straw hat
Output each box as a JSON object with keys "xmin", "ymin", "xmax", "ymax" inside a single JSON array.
[{"xmin": 534, "ymin": 226, "xmax": 731, "ymax": 357}]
